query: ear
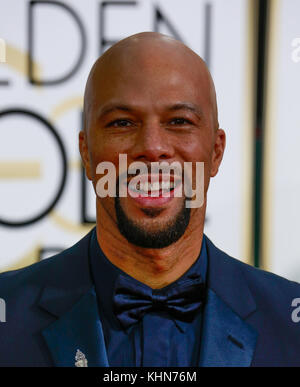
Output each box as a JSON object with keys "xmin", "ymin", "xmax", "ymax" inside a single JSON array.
[
  {"xmin": 210, "ymin": 129, "xmax": 226, "ymax": 177},
  {"xmin": 79, "ymin": 130, "xmax": 92, "ymax": 181}
]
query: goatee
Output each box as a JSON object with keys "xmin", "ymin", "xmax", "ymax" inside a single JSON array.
[{"xmin": 115, "ymin": 194, "xmax": 190, "ymax": 249}]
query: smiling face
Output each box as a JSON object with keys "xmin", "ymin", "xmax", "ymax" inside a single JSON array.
[{"xmin": 80, "ymin": 33, "xmax": 225, "ymax": 249}]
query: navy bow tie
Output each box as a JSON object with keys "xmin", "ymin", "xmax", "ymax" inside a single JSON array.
[{"xmin": 113, "ymin": 274, "xmax": 206, "ymax": 329}]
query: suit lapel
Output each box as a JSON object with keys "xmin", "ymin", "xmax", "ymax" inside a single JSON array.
[
  {"xmin": 41, "ymin": 287, "xmax": 109, "ymax": 367},
  {"xmin": 199, "ymin": 237, "xmax": 258, "ymax": 367},
  {"xmin": 36, "ymin": 229, "xmax": 109, "ymax": 367},
  {"xmin": 199, "ymin": 289, "xmax": 257, "ymax": 366}
]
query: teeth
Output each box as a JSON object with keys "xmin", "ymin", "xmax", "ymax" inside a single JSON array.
[
  {"xmin": 139, "ymin": 181, "xmax": 175, "ymax": 192},
  {"xmin": 141, "ymin": 182, "xmax": 148, "ymax": 192},
  {"xmin": 152, "ymin": 181, "xmax": 160, "ymax": 191},
  {"xmin": 130, "ymin": 179, "xmax": 177, "ymax": 193},
  {"xmin": 161, "ymin": 181, "xmax": 174, "ymax": 190}
]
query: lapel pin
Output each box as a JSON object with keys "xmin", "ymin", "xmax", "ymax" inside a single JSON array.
[{"xmin": 75, "ymin": 349, "xmax": 88, "ymax": 367}]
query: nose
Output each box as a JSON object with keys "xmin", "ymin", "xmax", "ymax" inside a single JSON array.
[{"xmin": 130, "ymin": 120, "xmax": 175, "ymax": 162}]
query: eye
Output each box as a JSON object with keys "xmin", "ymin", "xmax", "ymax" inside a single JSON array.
[
  {"xmin": 169, "ymin": 118, "xmax": 192, "ymax": 125},
  {"xmin": 107, "ymin": 119, "xmax": 134, "ymax": 128}
]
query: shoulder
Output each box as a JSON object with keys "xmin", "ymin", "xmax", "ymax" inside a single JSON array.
[
  {"xmin": 227, "ymin": 249, "xmax": 300, "ymax": 298},
  {"xmin": 206, "ymin": 236, "xmax": 300, "ymax": 337},
  {"xmin": 205, "ymin": 236, "xmax": 300, "ymax": 364},
  {"xmin": 0, "ymin": 230, "xmax": 94, "ymax": 301},
  {"xmin": 205, "ymin": 235, "xmax": 300, "ymax": 297},
  {"xmin": 223, "ymin": 251, "xmax": 300, "ymax": 365},
  {"xmin": 0, "ymin": 231, "xmax": 94, "ymax": 366},
  {"xmin": 232, "ymin": 256, "xmax": 300, "ymax": 328}
]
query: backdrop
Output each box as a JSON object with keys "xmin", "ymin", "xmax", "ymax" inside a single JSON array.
[
  {"xmin": 0, "ymin": 0, "xmax": 298, "ymax": 283},
  {"xmin": 261, "ymin": 0, "xmax": 300, "ymax": 281}
]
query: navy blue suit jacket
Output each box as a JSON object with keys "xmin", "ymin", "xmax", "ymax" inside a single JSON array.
[{"xmin": 1, "ymin": 229, "xmax": 300, "ymax": 366}]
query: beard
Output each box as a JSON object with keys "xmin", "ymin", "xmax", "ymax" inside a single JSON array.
[{"xmin": 114, "ymin": 184, "xmax": 191, "ymax": 249}]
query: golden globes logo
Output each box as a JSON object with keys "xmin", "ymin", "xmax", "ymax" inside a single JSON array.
[{"xmin": 0, "ymin": 38, "xmax": 6, "ymax": 63}]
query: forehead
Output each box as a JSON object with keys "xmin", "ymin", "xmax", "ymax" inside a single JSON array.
[
  {"xmin": 85, "ymin": 42, "xmax": 214, "ymax": 125},
  {"xmin": 92, "ymin": 66, "xmax": 210, "ymax": 117}
]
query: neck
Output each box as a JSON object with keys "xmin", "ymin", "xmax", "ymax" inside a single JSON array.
[{"xmin": 96, "ymin": 202, "xmax": 206, "ymax": 289}]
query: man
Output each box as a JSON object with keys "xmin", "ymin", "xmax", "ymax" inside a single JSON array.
[{"xmin": 0, "ymin": 32, "xmax": 300, "ymax": 367}]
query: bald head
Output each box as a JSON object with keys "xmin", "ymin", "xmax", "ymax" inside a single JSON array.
[{"xmin": 83, "ymin": 32, "xmax": 218, "ymax": 132}]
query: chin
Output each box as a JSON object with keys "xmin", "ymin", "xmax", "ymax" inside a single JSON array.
[{"xmin": 115, "ymin": 196, "xmax": 191, "ymax": 249}]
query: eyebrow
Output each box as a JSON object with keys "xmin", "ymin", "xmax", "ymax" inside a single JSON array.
[
  {"xmin": 166, "ymin": 103, "xmax": 204, "ymax": 120},
  {"xmin": 98, "ymin": 104, "xmax": 132, "ymax": 119},
  {"xmin": 98, "ymin": 102, "xmax": 204, "ymax": 120}
]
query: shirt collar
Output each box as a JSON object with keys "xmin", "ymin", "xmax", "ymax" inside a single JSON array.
[{"xmin": 89, "ymin": 227, "xmax": 208, "ymax": 331}]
